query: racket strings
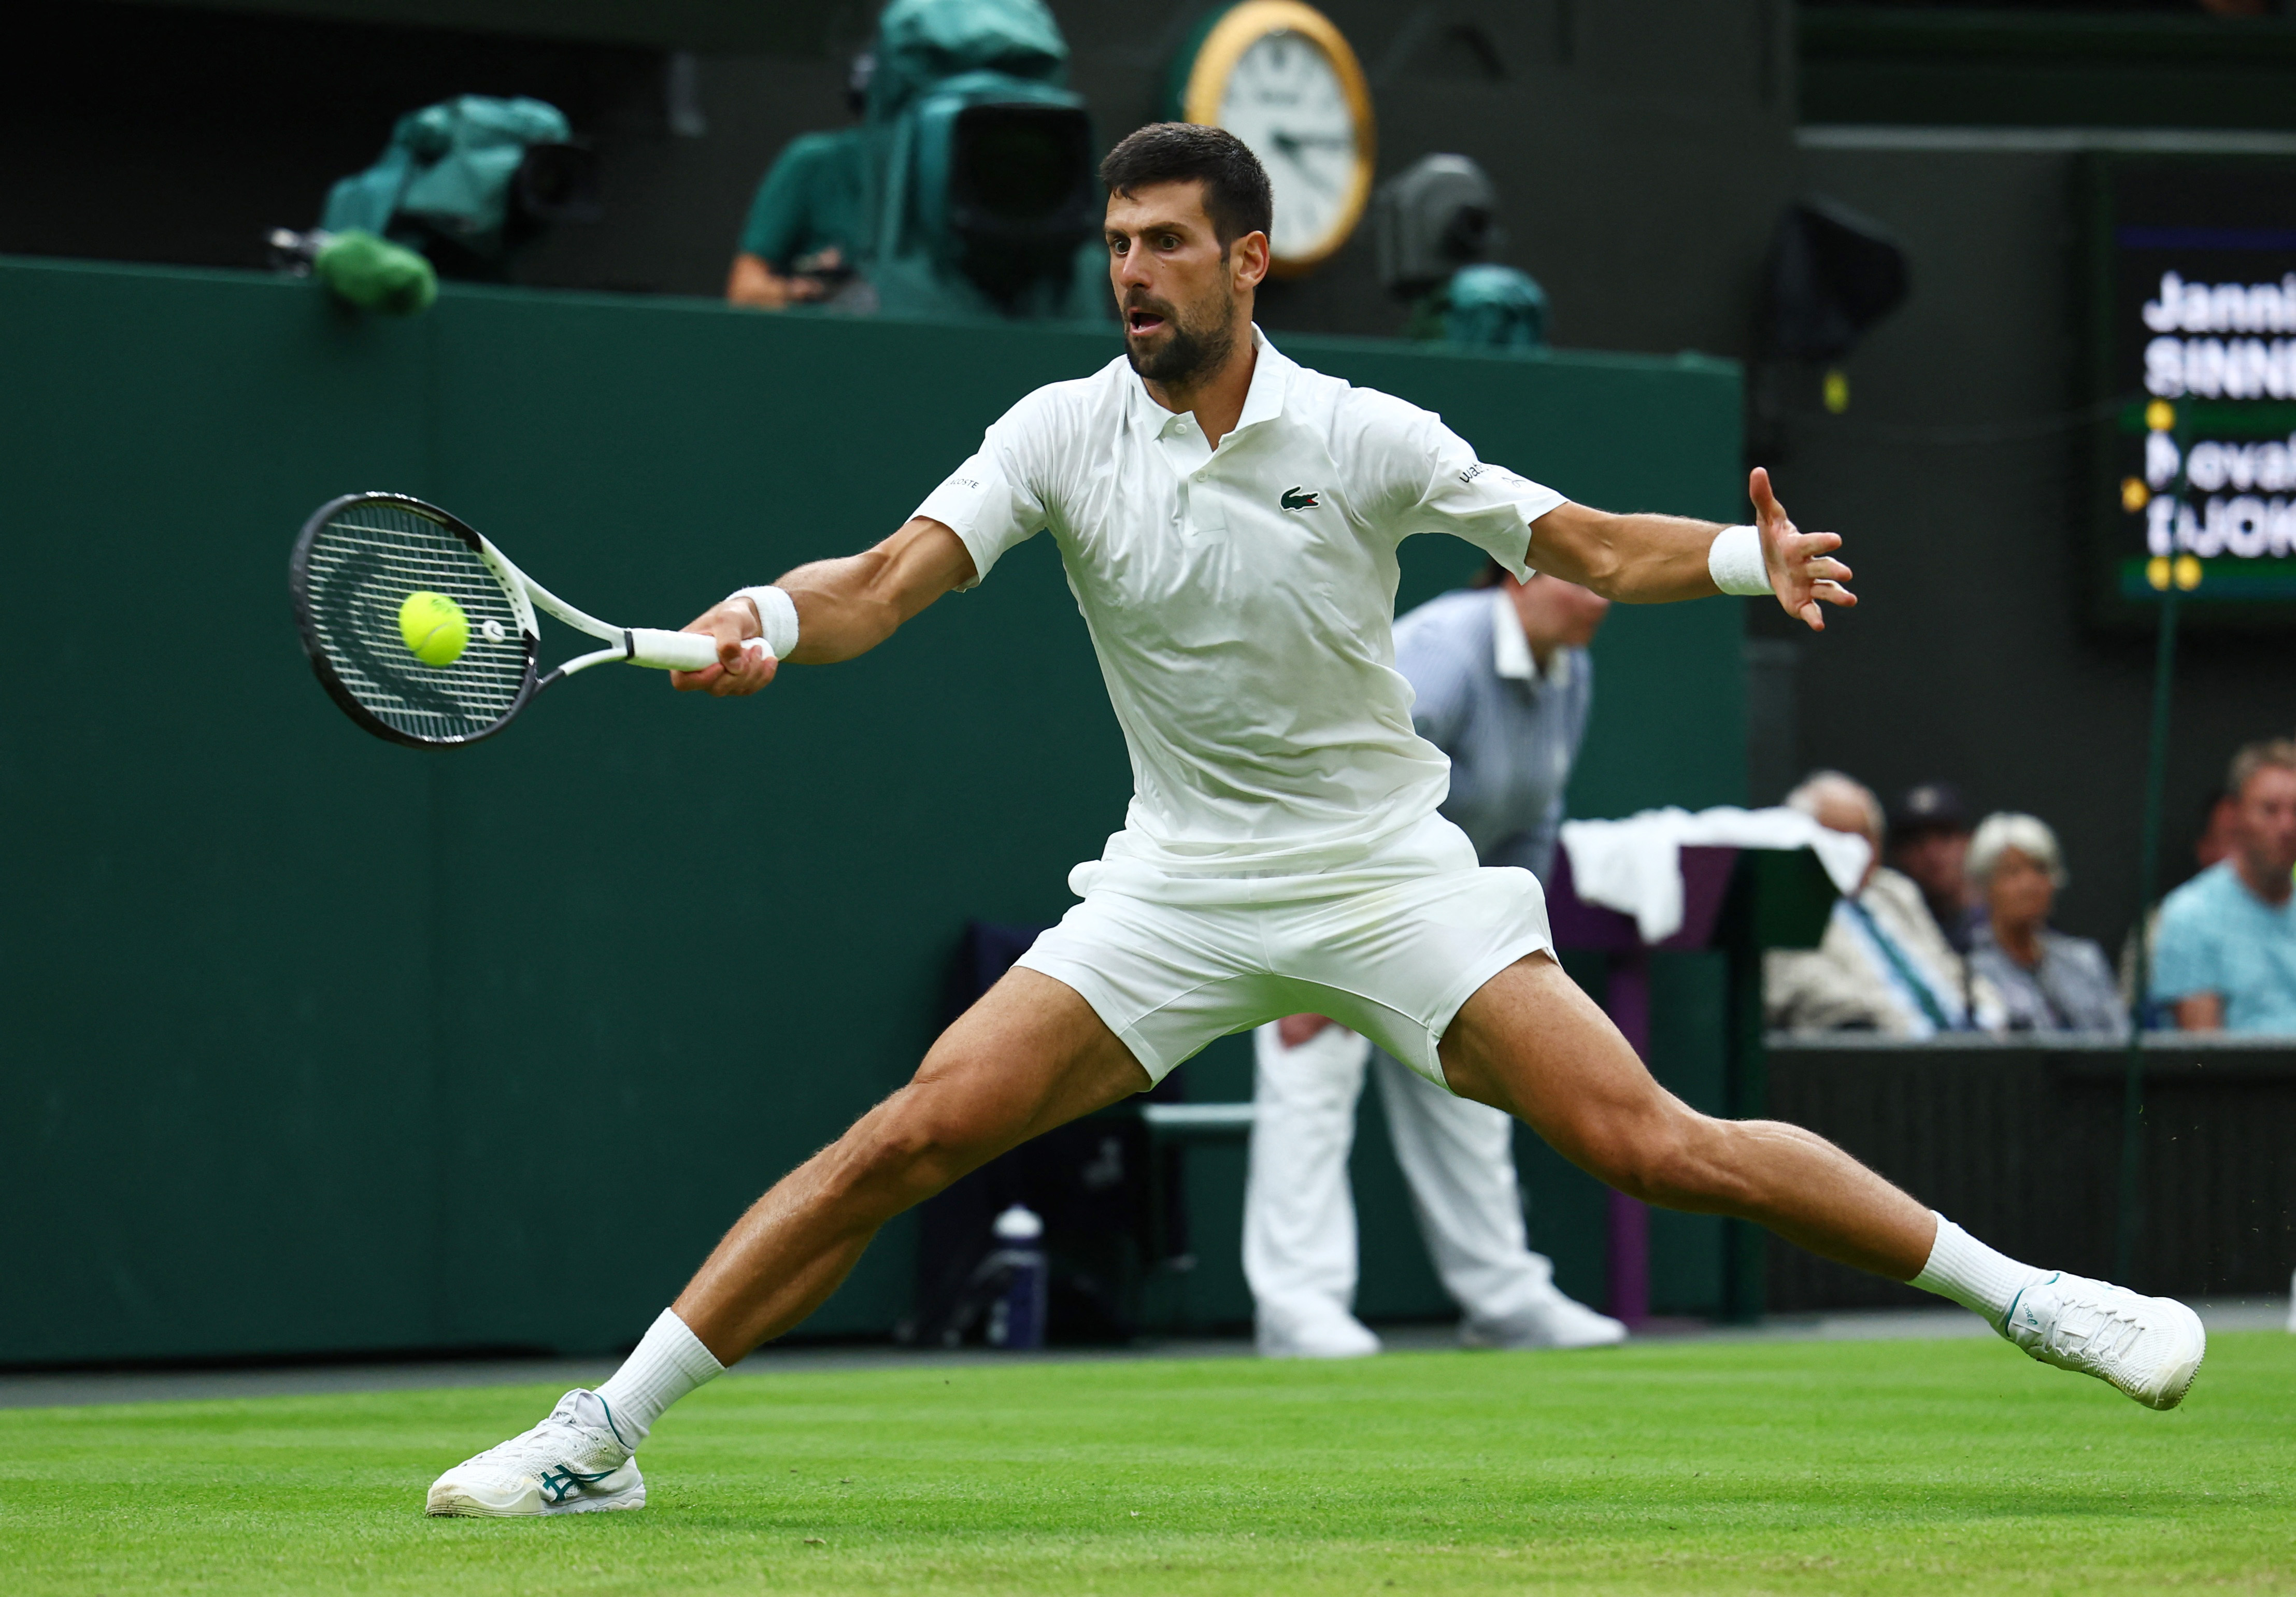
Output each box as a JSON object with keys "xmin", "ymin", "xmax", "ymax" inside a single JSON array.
[{"xmin": 300, "ymin": 503, "xmax": 530, "ymax": 741}]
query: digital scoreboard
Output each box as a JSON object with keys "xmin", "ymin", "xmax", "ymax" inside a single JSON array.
[{"xmin": 2086, "ymin": 153, "xmax": 2296, "ymax": 628}]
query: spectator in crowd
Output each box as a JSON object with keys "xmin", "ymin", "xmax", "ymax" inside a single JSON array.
[
  {"xmin": 2151, "ymin": 738, "xmax": 2296, "ymax": 1034},
  {"xmin": 726, "ymin": 55, "xmax": 873, "ymax": 311},
  {"xmin": 1964, "ymin": 812, "xmax": 2124, "ymax": 1035},
  {"xmin": 1765, "ymin": 771, "xmax": 2000, "ymax": 1035},
  {"xmin": 1243, "ymin": 563, "xmax": 1624, "ymax": 1358},
  {"xmin": 1888, "ymin": 781, "xmax": 1978, "ymax": 951},
  {"xmin": 2120, "ymin": 786, "xmax": 2243, "ymax": 1009}
]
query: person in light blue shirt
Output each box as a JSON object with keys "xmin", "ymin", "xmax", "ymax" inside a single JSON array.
[{"xmin": 2151, "ymin": 738, "xmax": 2296, "ymax": 1035}]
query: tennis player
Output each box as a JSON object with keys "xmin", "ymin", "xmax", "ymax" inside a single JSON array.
[{"xmin": 427, "ymin": 124, "xmax": 2204, "ymax": 1517}]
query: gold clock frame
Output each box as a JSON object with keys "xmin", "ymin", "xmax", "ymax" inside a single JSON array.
[{"xmin": 1180, "ymin": 0, "xmax": 1377, "ymax": 278}]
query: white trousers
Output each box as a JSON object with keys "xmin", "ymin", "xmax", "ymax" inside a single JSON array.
[{"xmin": 1242, "ymin": 1020, "xmax": 1565, "ymax": 1346}]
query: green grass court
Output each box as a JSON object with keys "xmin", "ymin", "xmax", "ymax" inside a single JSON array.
[{"xmin": 5, "ymin": 1334, "xmax": 2290, "ymax": 1595}]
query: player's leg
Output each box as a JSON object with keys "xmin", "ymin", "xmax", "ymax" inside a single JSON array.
[
  {"xmin": 1366, "ymin": 1047, "xmax": 1622, "ymax": 1349},
  {"xmin": 672, "ymin": 967, "xmax": 1146, "ymax": 1360},
  {"xmin": 1441, "ymin": 955, "xmax": 1930, "ymax": 1274},
  {"xmin": 1441, "ymin": 953, "xmax": 2204, "ymax": 1408},
  {"xmin": 1243, "ymin": 1020, "xmax": 1380, "ymax": 1358},
  {"xmin": 426, "ymin": 968, "xmax": 1147, "ymax": 1516}
]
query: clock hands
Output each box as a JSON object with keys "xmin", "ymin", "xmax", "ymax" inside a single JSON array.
[{"xmin": 1268, "ymin": 131, "xmax": 1343, "ymax": 197}]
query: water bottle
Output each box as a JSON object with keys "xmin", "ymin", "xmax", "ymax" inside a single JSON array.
[{"xmin": 985, "ymin": 1204, "xmax": 1047, "ymax": 1351}]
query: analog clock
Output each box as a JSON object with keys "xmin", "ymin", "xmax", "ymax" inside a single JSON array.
[{"xmin": 1177, "ymin": 1, "xmax": 1376, "ymax": 276}]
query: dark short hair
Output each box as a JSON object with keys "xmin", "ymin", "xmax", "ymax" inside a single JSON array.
[{"xmin": 1099, "ymin": 122, "xmax": 1273, "ymax": 249}]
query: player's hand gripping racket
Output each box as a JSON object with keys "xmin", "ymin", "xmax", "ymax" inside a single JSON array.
[{"xmin": 289, "ymin": 492, "xmax": 760, "ymax": 748}]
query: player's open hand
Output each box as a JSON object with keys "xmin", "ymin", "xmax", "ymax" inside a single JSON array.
[
  {"xmin": 1752, "ymin": 467, "xmax": 1855, "ymax": 632},
  {"xmin": 671, "ymin": 598, "xmax": 780, "ymax": 696}
]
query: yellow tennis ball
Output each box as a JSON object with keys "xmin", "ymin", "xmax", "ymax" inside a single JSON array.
[{"xmin": 398, "ymin": 590, "xmax": 469, "ymax": 667}]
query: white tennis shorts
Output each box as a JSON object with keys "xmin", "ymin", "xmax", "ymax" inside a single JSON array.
[{"xmin": 1015, "ymin": 813, "xmax": 1555, "ymax": 1089}]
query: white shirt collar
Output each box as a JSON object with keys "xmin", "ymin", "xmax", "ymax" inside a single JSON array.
[
  {"xmin": 1488, "ymin": 587, "xmax": 1543, "ymax": 683},
  {"xmin": 1491, "ymin": 587, "xmax": 1570, "ymax": 685},
  {"xmin": 1129, "ymin": 323, "xmax": 1290, "ymax": 440}
]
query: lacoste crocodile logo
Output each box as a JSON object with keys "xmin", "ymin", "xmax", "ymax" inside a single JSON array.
[{"xmin": 1280, "ymin": 487, "xmax": 1320, "ymax": 511}]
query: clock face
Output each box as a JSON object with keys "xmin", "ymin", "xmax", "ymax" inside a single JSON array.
[
  {"xmin": 1218, "ymin": 31, "xmax": 1360, "ymax": 263},
  {"xmin": 1181, "ymin": 1, "xmax": 1375, "ymax": 275}
]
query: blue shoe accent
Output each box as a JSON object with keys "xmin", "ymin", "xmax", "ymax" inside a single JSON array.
[
  {"xmin": 536, "ymin": 1464, "xmax": 621, "ymax": 1504},
  {"xmin": 593, "ymin": 1393, "xmax": 632, "ymax": 1451},
  {"xmin": 1999, "ymin": 1270, "xmax": 2058, "ymax": 1333}
]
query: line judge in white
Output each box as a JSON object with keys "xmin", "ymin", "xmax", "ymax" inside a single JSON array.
[
  {"xmin": 425, "ymin": 123, "xmax": 2207, "ymax": 1519},
  {"xmin": 1246, "ymin": 568, "xmax": 1624, "ymax": 1359}
]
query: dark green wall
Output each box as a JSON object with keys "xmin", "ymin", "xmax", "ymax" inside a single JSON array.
[{"xmin": 0, "ymin": 257, "xmax": 1742, "ymax": 1364}]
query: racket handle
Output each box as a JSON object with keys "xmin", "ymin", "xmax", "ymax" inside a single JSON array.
[{"xmin": 624, "ymin": 628, "xmax": 770, "ymax": 672}]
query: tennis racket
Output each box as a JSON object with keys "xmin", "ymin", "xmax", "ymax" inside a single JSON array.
[{"xmin": 289, "ymin": 491, "xmax": 759, "ymax": 748}]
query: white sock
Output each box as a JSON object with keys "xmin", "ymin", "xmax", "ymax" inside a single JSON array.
[
  {"xmin": 594, "ymin": 1307, "xmax": 724, "ymax": 1447},
  {"xmin": 1909, "ymin": 1213, "xmax": 2044, "ymax": 1326}
]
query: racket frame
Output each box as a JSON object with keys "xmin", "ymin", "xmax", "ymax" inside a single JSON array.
[{"xmin": 290, "ymin": 491, "xmax": 727, "ymax": 750}]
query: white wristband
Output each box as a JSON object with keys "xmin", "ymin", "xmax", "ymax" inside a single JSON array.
[
  {"xmin": 1707, "ymin": 524, "xmax": 1772, "ymax": 596},
  {"xmin": 730, "ymin": 585, "xmax": 800, "ymax": 660}
]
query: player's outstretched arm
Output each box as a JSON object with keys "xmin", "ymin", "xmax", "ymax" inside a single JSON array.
[
  {"xmin": 1527, "ymin": 467, "xmax": 1855, "ymax": 632},
  {"xmin": 669, "ymin": 516, "xmax": 978, "ymax": 696}
]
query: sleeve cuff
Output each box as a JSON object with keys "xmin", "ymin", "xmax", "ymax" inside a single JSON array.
[{"xmin": 914, "ymin": 473, "xmax": 1006, "ymax": 590}]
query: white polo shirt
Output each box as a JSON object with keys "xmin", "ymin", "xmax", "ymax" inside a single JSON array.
[{"xmin": 914, "ymin": 327, "xmax": 1566, "ymax": 879}]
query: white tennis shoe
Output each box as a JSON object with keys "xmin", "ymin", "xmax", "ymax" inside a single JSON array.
[
  {"xmin": 2001, "ymin": 1272, "xmax": 2205, "ymax": 1410},
  {"xmin": 1256, "ymin": 1308, "xmax": 1382, "ymax": 1359},
  {"xmin": 425, "ymin": 1389, "xmax": 645, "ymax": 1517},
  {"xmin": 1462, "ymin": 1294, "xmax": 1628, "ymax": 1351}
]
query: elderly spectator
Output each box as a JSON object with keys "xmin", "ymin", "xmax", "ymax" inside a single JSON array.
[
  {"xmin": 1766, "ymin": 771, "xmax": 1999, "ymax": 1036},
  {"xmin": 1888, "ymin": 781, "xmax": 1978, "ymax": 951},
  {"xmin": 1964, "ymin": 813, "xmax": 2124, "ymax": 1034},
  {"xmin": 2151, "ymin": 739, "xmax": 2296, "ymax": 1034}
]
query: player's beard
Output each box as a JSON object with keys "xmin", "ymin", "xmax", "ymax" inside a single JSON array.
[{"xmin": 1122, "ymin": 283, "xmax": 1237, "ymax": 387}]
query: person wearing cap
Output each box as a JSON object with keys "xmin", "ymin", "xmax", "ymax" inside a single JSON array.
[
  {"xmin": 1889, "ymin": 782, "xmax": 1979, "ymax": 953},
  {"xmin": 1963, "ymin": 813, "xmax": 2124, "ymax": 1035}
]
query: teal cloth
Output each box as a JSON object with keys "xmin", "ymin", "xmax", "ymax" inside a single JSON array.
[
  {"xmin": 736, "ymin": 0, "xmax": 1094, "ymax": 320},
  {"xmin": 869, "ymin": 0, "xmax": 1067, "ymax": 120},
  {"xmin": 739, "ymin": 130, "xmax": 870, "ymax": 269},
  {"xmin": 1443, "ymin": 265, "xmax": 1549, "ymax": 350},
  {"xmin": 321, "ymin": 95, "xmax": 571, "ymax": 259},
  {"xmin": 2150, "ymin": 859, "xmax": 2296, "ymax": 1034}
]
